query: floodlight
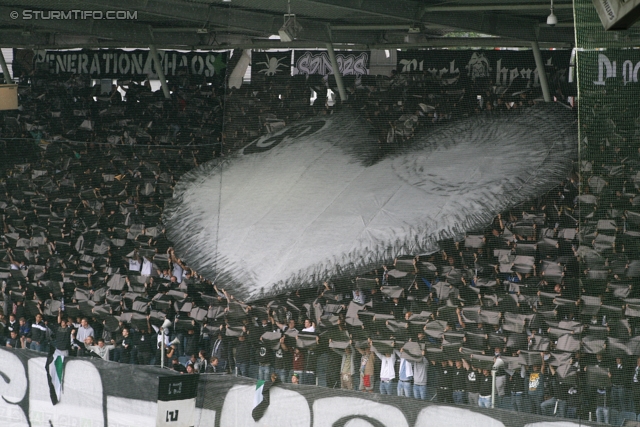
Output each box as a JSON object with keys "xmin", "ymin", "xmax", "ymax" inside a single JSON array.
[
  {"xmin": 547, "ymin": 0, "xmax": 557, "ymax": 26},
  {"xmin": 279, "ymin": 14, "xmax": 302, "ymax": 42}
]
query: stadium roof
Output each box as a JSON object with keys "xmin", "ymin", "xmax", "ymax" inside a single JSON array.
[{"xmin": 0, "ymin": 0, "xmax": 579, "ymax": 50}]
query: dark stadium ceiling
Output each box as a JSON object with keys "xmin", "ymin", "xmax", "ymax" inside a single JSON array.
[{"xmin": 0, "ymin": 0, "xmax": 586, "ymax": 50}]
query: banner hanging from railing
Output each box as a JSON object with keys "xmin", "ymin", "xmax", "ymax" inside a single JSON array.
[
  {"xmin": 396, "ymin": 50, "xmax": 572, "ymax": 89},
  {"xmin": 0, "ymin": 347, "xmax": 599, "ymax": 427},
  {"xmin": 251, "ymin": 51, "xmax": 292, "ymax": 79},
  {"xmin": 293, "ymin": 50, "xmax": 370, "ymax": 76},
  {"xmin": 31, "ymin": 49, "xmax": 228, "ymax": 78}
]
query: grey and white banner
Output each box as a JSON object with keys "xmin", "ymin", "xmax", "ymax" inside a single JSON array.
[{"xmin": 0, "ymin": 347, "xmax": 598, "ymax": 427}]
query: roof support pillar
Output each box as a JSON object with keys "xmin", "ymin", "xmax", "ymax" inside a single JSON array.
[
  {"xmin": 531, "ymin": 40, "xmax": 552, "ymax": 102},
  {"xmin": 325, "ymin": 43, "xmax": 347, "ymax": 102},
  {"xmin": 149, "ymin": 44, "xmax": 171, "ymax": 100}
]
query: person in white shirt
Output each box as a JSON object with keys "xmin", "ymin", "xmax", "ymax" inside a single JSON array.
[
  {"xmin": 302, "ymin": 319, "xmax": 316, "ymax": 333},
  {"xmin": 369, "ymin": 338, "xmax": 396, "ymax": 395},
  {"xmin": 74, "ymin": 318, "xmax": 94, "ymax": 356},
  {"xmin": 85, "ymin": 337, "xmax": 116, "ymax": 361}
]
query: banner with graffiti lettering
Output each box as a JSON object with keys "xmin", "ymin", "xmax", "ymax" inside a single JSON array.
[
  {"xmin": 251, "ymin": 51, "xmax": 292, "ymax": 80},
  {"xmin": 31, "ymin": 49, "xmax": 228, "ymax": 78},
  {"xmin": 396, "ymin": 50, "xmax": 572, "ymax": 90},
  {"xmin": 0, "ymin": 346, "xmax": 598, "ymax": 427},
  {"xmin": 293, "ymin": 50, "xmax": 369, "ymax": 76}
]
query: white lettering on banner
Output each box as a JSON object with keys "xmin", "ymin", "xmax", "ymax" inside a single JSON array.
[
  {"xmin": 205, "ymin": 54, "xmax": 217, "ymax": 77},
  {"xmin": 192, "ymin": 56, "xmax": 204, "ymax": 75},
  {"xmin": 132, "ymin": 52, "xmax": 144, "ymax": 74},
  {"xmin": 593, "ymin": 53, "xmax": 640, "ymax": 86},
  {"xmin": 90, "ymin": 53, "xmax": 101, "ymax": 74},
  {"xmin": 495, "ymin": 58, "xmax": 540, "ymax": 88},
  {"xmin": 79, "ymin": 53, "xmax": 89, "ymax": 73},
  {"xmin": 34, "ymin": 50, "xmax": 224, "ymax": 77},
  {"xmin": 399, "ymin": 59, "xmax": 422, "ymax": 73},
  {"xmin": 594, "ymin": 53, "xmax": 617, "ymax": 85},
  {"xmin": 119, "ymin": 54, "xmax": 131, "ymax": 74},
  {"xmin": 312, "ymin": 397, "xmax": 409, "ymax": 427},
  {"xmin": 0, "ymin": 347, "xmax": 568, "ymax": 427},
  {"xmin": 623, "ymin": 59, "xmax": 640, "ymax": 85},
  {"xmin": 430, "ymin": 60, "xmax": 460, "ymax": 80},
  {"xmin": 400, "ymin": 59, "xmax": 461, "ymax": 78},
  {"xmin": 401, "ymin": 53, "xmax": 547, "ymax": 88},
  {"xmin": 0, "ymin": 349, "xmax": 29, "ymax": 427}
]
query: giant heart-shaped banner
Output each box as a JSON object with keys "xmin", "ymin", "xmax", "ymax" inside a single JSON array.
[{"xmin": 164, "ymin": 104, "xmax": 576, "ymax": 301}]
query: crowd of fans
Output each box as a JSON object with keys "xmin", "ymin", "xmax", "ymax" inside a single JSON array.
[{"xmin": 3, "ymin": 54, "xmax": 637, "ymax": 426}]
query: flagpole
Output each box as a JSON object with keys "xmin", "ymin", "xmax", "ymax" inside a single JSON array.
[
  {"xmin": 161, "ymin": 328, "xmax": 166, "ymax": 369},
  {"xmin": 491, "ymin": 357, "xmax": 504, "ymax": 408},
  {"xmin": 160, "ymin": 318, "xmax": 171, "ymax": 369},
  {"xmin": 491, "ymin": 368, "xmax": 496, "ymax": 408}
]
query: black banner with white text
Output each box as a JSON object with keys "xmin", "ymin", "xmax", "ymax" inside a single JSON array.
[
  {"xmin": 396, "ymin": 49, "xmax": 572, "ymax": 89},
  {"xmin": 31, "ymin": 49, "xmax": 228, "ymax": 78}
]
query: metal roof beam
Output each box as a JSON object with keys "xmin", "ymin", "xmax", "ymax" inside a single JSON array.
[
  {"xmin": 0, "ymin": 32, "xmax": 51, "ymax": 48},
  {"xmin": 284, "ymin": 0, "xmax": 550, "ymax": 41},
  {"xmin": 423, "ymin": 3, "xmax": 573, "ymax": 12},
  {"xmin": 15, "ymin": 0, "xmax": 333, "ymax": 42},
  {"xmin": 421, "ymin": 12, "xmax": 540, "ymax": 41}
]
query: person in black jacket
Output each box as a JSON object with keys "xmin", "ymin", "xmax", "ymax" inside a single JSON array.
[
  {"xmin": 610, "ymin": 356, "xmax": 631, "ymax": 412},
  {"xmin": 115, "ymin": 327, "xmax": 133, "ymax": 363},
  {"xmin": 206, "ymin": 356, "xmax": 222, "ymax": 373},
  {"xmin": 509, "ymin": 369, "xmax": 526, "ymax": 412},
  {"xmin": 541, "ymin": 364, "xmax": 566, "ymax": 417},
  {"xmin": 478, "ymin": 368, "xmax": 493, "ymax": 408},
  {"xmin": 183, "ymin": 322, "xmax": 200, "ymax": 359},
  {"xmin": 6, "ymin": 330, "xmax": 21, "ymax": 348},
  {"xmin": 27, "ymin": 313, "xmax": 47, "ymax": 352},
  {"xmin": 234, "ymin": 332, "xmax": 251, "ymax": 377},
  {"xmin": 256, "ymin": 336, "xmax": 273, "ymax": 381},
  {"xmin": 451, "ymin": 359, "xmax": 467, "ymax": 404},
  {"xmin": 438, "ymin": 360, "xmax": 453, "ymax": 403},
  {"xmin": 211, "ymin": 330, "xmax": 228, "ymax": 372},
  {"xmin": 463, "ymin": 358, "xmax": 480, "ymax": 406},
  {"xmin": 53, "ymin": 309, "xmax": 72, "ymax": 356},
  {"xmin": 170, "ymin": 355, "xmax": 187, "ymax": 373},
  {"xmin": 135, "ymin": 316, "xmax": 156, "ymax": 365}
]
